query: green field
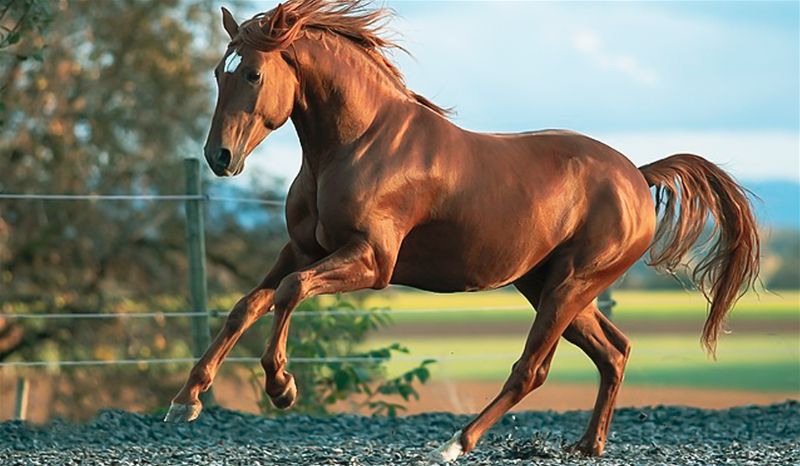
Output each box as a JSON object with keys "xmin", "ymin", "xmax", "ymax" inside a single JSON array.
[
  {"xmin": 366, "ymin": 334, "xmax": 799, "ymax": 392},
  {"xmin": 324, "ymin": 288, "xmax": 800, "ymax": 326},
  {"xmin": 342, "ymin": 288, "xmax": 799, "ymax": 393}
]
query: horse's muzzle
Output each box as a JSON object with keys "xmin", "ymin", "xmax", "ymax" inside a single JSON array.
[{"xmin": 207, "ymin": 148, "xmax": 233, "ymax": 176}]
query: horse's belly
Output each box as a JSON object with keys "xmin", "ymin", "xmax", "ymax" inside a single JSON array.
[{"xmin": 390, "ymin": 221, "xmax": 550, "ymax": 292}]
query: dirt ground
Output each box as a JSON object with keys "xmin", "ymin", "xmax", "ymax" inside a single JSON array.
[
  {"xmin": 5, "ymin": 402, "xmax": 799, "ymax": 466},
  {"xmin": 2, "ymin": 373, "xmax": 797, "ymax": 423},
  {"xmin": 213, "ymin": 378, "xmax": 799, "ymax": 416}
]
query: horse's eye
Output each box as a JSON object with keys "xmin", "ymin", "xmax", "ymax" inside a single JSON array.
[{"xmin": 245, "ymin": 70, "xmax": 261, "ymax": 84}]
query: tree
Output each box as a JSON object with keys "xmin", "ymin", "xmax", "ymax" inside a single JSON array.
[
  {"xmin": 0, "ymin": 1, "xmax": 432, "ymax": 419},
  {"xmin": 0, "ymin": 0, "xmax": 288, "ymax": 417},
  {"xmin": 0, "ymin": 0, "xmax": 52, "ymax": 52}
]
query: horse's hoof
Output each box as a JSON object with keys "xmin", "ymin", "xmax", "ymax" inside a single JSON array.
[
  {"xmin": 565, "ymin": 438, "xmax": 603, "ymax": 457},
  {"xmin": 269, "ymin": 374, "xmax": 297, "ymax": 410},
  {"xmin": 163, "ymin": 401, "xmax": 202, "ymax": 423},
  {"xmin": 428, "ymin": 430, "xmax": 464, "ymax": 463}
]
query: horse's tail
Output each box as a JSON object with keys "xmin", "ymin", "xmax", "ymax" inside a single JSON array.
[{"xmin": 638, "ymin": 154, "xmax": 760, "ymax": 356}]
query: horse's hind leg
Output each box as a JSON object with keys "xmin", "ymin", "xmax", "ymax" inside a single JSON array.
[
  {"xmin": 430, "ymin": 258, "xmax": 613, "ymax": 461},
  {"xmin": 562, "ymin": 304, "xmax": 630, "ymax": 456}
]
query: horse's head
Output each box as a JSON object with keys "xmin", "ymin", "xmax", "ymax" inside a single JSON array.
[{"xmin": 204, "ymin": 6, "xmax": 299, "ymax": 176}]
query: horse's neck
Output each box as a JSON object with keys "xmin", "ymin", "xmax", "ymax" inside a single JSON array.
[{"xmin": 290, "ymin": 33, "xmax": 414, "ymax": 162}]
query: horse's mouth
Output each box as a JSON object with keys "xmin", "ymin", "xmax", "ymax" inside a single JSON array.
[{"xmin": 211, "ymin": 158, "xmax": 245, "ymax": 177}]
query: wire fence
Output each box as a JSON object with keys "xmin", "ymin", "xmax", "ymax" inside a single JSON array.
[
  {"xmin": 0, "ymin": 160, "xmax": 294, "ymax": 373},
  {"xmin": 0, "ymin": 354, "xmax": 519, "ymax": 369},
  {"xmin": 0, "ymin": 304, "xmax": 536, "ymax": 368},
  {"xmin": 0, "ymin": 193, "xmax": 285, "ymax": 206},
  {"xmin": 2, "ymin": 181, "xmax": 739, "ymax": 376},
  {"xmin": 0, "ymin": 305, "xmax": 531, "ymax": 321},
  {"xmin": 0, "ymin": 179, "xmax": 537, "ymax": 372}
]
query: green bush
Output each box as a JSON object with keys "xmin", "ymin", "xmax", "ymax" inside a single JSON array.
[{"xmin": 248, "ymin": 296, "xmax": 434, "ymax": 417}]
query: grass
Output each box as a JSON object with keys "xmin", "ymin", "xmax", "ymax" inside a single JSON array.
[
  {"xmin": 337, "ymin": 289, "xmax": 799, "ymax": 392},
  {"xmin": 320, "ymin": 288, "xmax": 800, "ymax": 326},
  {"xmin": 365, "ymin": 333, "xmax": 800, "ymax": 392},
  {"xmin": 325, "ymin": 289, "xmax": 798, "ymax": 392}
]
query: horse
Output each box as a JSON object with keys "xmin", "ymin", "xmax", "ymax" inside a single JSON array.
[{"xmin": 164, "ymin": 1, "xmax": 760, "ymax": 461}]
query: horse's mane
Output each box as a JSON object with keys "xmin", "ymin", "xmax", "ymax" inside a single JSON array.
[{"xmin": 232, "ymin": 0, "xmax": 451, "ymax": 117}]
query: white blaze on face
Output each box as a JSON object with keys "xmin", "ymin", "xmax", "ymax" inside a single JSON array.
[{"xmin": 224, "ymin": 51, "xmax": 243, "ymax": 74}]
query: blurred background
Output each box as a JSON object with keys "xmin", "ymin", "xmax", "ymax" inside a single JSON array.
[{"xmin": 0, "ymin": 0, "xmax": 797, "ymax": 422}]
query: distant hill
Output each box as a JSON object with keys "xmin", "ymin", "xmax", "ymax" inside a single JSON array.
[{"xmin": 745, "ymin": 180, "xmax": 800, "ymax": 230}]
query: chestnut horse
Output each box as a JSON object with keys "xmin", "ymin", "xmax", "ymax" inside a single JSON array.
[{"xmin": 165, "ymin": 1, "xmax": 759, "ymax": 460}]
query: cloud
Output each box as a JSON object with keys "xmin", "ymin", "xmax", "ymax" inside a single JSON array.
[
  {"xmin": 572, "ymin": 30, "xmax": 602, "ymax": 54},
  {"xmin": 392, "ymin": 2, "xmax": 797, "ymax": 133},
  {"xmin": 571, "ymin": 29, "xmax": 659, "ymax": 86},
  {"xmin": 217, "ymin": 2, "xmax": 798, "ymax": 187}
]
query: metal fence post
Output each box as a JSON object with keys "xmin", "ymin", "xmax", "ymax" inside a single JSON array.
[
  {"xmin": 184, "ymin": 158, "xmax": 214, "ymax": 406},
  {"xmin": 597, "ymin": 288, "xmax": 616, "ymax": 320},
  {"xmin": 14, "ymin": 377, "xmax": 29, "ymax": 420}
]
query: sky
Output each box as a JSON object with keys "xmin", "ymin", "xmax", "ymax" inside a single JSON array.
[{"xmin": 220, "ymin": 1, "xmax": 800, "ymax": 187}]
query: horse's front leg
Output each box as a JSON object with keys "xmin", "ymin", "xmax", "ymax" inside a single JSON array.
[
  {"xmin": 164, "ymin": 244, "xmax": 306, "ymax": 422},
  {"xmin": 261, "ymin": 238, "xmax": 393, "ymax": 409}
]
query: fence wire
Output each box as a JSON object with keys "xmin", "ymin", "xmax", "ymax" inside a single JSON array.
[
  {"xmin": 0, "ymin": 193, "xmax": 284, "ymax": 206},
  {"xmin": 0, "ymin": 305, "xmax": 532, "ymax": 321},
  {"xmin": 0, "ymin": 354, "xmax": 512, "ymax": 368},
  {"xmin": 0, "ymin": 191, "xmax": 554, "ymax": 372}
]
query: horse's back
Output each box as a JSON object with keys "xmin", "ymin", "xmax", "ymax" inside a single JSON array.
[{"xmin": 390, "ymin": 126, "xmax": 655, "ymax": 292}]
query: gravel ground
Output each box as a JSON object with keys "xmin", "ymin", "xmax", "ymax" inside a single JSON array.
[{"xmin": 1, "ymin": 401, "xmax": 798, "ymax": 465}]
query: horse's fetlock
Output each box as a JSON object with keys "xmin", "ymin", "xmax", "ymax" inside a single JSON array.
[
  {"xmin": 189, "ymin": 367, "xmax": 213, "ymax": 390},
  {"xmin": 261, "ymin": 356, "xmax": 286, "ymax": 376},
  {"xmin": 460, "ymin": 430, "xmax": 478, "ymax": 453}
]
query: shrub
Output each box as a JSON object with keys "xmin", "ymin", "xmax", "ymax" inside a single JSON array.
[{"xmin": 248, "ymin": 296, "xmax": 434, "ymax": 416}]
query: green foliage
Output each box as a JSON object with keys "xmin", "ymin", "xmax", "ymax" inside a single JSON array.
[
  {"xmin": 0, "ymin": 0, "xmax": 288, "ymax": 419},
  {"xmin": 763, "ymin": 229, "xmax": 800, "ymax": 290},
  {"xmin": 248, "ymin": 297, "xmax": 435, "ymax": 417},
  {"xmin": 0, "ymin": 0, "xmax": 53, "ymax": 52}
]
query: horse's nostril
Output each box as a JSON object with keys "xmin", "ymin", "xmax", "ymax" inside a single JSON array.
[{"xmin": 218, "ymin": 149, "xmax": 232, "ymax": 170}]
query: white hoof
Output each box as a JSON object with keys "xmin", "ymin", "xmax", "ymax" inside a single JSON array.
[
  {"xmin": 163, "ymin": 401, "xmax": 202, "ymax": 423},
  {"xmin": 428, "ymin": 430, "xmax": 464, "ymax": 463}
]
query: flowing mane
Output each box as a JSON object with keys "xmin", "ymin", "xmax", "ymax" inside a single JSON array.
[{"xmin": 231, "ymin": 0, "xmax": 451, "ymax": 117}]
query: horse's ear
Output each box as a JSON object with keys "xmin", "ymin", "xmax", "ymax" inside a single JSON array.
[
  {"xmin": 221, "ymin": 6, "xmax": 239, "ymax": 40},
  {"xmin": 268, "ymin": 3, "xmax": 288, "ymax": 31}
]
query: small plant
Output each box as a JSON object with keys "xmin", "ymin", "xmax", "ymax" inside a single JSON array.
[{"xmin": 249, "ymin": 296, "xmax": 434, "ymax": 416}]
